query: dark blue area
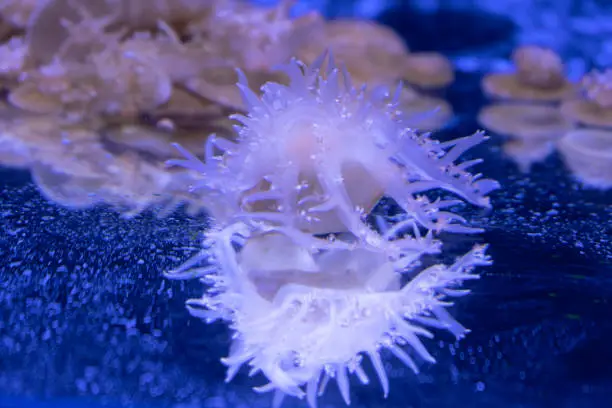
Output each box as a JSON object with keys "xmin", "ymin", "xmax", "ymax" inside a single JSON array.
[{"xmin": 377, "ymin": 7, "xmax": 516, "ymax": 54}]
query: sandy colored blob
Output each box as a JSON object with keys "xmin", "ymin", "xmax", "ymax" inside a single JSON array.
[
  {"xmin": 297, "ymin": 18, "xmax": 413, "ymax": 87},
  {"xmin": 557, "ymin": 129, "xmax": 612, "ymax": 189},
  {"xmin": 478, "ymin": 102, "xmax": 576, "ymax": 172},
  {"xmin": 0, "ymin": 0, "xmax": 455, "ymax": 217},
  {"xmin": 402, "ymin": 52, "xmax": 454, "ymax": 89},
  {"xmin": 560, "ymin": 70, "xmax": 612, "ymax": 129},
  {"xmin": 482, "ymin": 45, "xmax": 576, "ymax": 102},
  {"xmin": 478, "ymin": 103, "xmax": 575, "ymax": 140}
]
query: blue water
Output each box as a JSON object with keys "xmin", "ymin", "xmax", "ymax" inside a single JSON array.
[{"xmin": 1, "ymin": 2, "xmax": 612, "ymax": 408}]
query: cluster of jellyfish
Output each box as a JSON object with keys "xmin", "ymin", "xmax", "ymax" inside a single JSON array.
[
  {"xmin": 0, "ymin": 1, "xmax": 500, "ymax": 406},
  {"xmin": 0, "ymin": 0, "xmax": 462, "ymax": 217},
  {"xmin": 478, "ymin": 45, "xmax": 612, "ymax": 188},
  {"xmin": 164, "ymin": 52, "xmax": 499, "ymax": 407}
]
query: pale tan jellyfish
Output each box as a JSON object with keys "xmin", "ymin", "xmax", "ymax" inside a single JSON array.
[
  {"xmin": 479, "ymin": 45, "xmax": 578, "ymax": 172},
  {"xmin": 183, "ymin": 0, "xmax": 322, "ymax": 111},
  {"xmin": 25, "ymin": 0, "xmax": 215, "ymax": 65},
  {"xmin": 88, "ymin": 37, "xmax": 174, "ymax": 116},
  {"xmin": 0, "ymin": 110, "xmax": 121, "ymax": 209},
  {"xmin": 402, "ymin": 52, "xmax": 454, "ymax": 90},
  {"xmin": 0, "ymin": 62, "xmax": 216, "ymax": 216},
  {"xmin": 297, "ymin": 18, "xmax": 411, "ymax": 87},
  {"xmin": 10, "ymin": 28, "xmax": 176, "ymax": 119},
  {"xmin": 11, "ymin": 117, "xmax": 208, "ymax": 216},
  {"xmin": 25, "ymin": 0, "xmax": 118, "ymax": 66},
  {"xmin": 16, "ymin": 2, "xmax": 208, "ymax": 118},
  {"xmin": 309, "ymin": 18, "xmax": 408, "ymax": 56},
  {"xmin": 0, "ymin": 91, "xmax": 218, "ymax": 214},
  {"xmin": 557, "ymin": 129, "xmax": 612, "ymax": 189},
  {"xmin": 0, "ymin": 0, "xmax": 253, "ymax": 216},
  {"xmin": 561, "ymin": 69, "xmax": 612, "ymax": 129},
  {"xmin": 482, "ymin": 45, "xmax": 576, "ymax": 102},
  {"xmin": 9, "ymin": 5, "xmax": 126, "ymax": 115},
  {"xmin": 184, "ymin": 67, "xmax": 290, "ymax": 112},
  {"xmin": 477, "ymin": 102, "xmax": 575, "ymax": 171},
  {"xmin": 0, "ymin": 102, "xmax": 39, "ymax": 168},
  {"xmin": 102, "ymin": 115, "xmax": 235, "ymax": 161},
  {"xmin": 189, "ymin": 0, "xmax": 322, "ymax": 72},
  {"xmin": 12, "ymin": 92, "xmax": 229, "ymax": 214},
  {"xmin": 296, "ymin": 19, "xmax": 452, "ymax": 131},
  {"xmin": 8, "ymin": 60, "xmax": 107, "ymax": 117},
  {"xmin": 478, "ymin": 103, "xmax": 575, "ymax": 140},
  {"xmin": 0, "ymin": 103, "xmax": 105, "ymax": 170},
  {"xmin": 30, "ymin": 150, "xmax": 185, "ymax": 215}
]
